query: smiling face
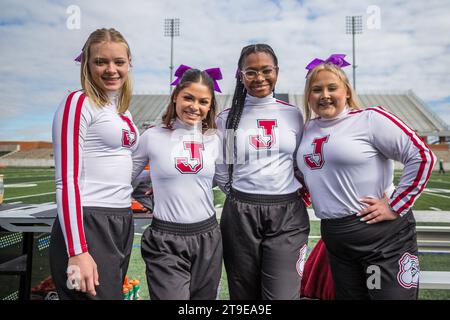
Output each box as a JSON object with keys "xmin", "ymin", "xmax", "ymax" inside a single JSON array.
[
  {"xmin": 241, "ymin": 52, "xmax": 278, "ymax": 98},
  {"xmin": 174, "ymin": 82, "xmax": 212, "ymax": 126},
  {"xmin": 88, "ymin": 41, "xmax": 130, "ymax": 92},
  {"xmin": 308, "ymin": 70, "xmax": 350, "ymax": 119}
]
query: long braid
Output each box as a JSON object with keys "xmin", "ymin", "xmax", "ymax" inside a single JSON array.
[
  {"xmin": 224, "ymin": 44, "xmax": 278, "ymax": 192},
  {"xmin": 224, "ymin": 78, "xmax": 246, "ymax": 191}
]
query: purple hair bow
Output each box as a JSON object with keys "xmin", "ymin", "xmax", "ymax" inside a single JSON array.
[
  {"xmin": 74, "ymin": 52, "xmax": 83, "ymax": 63},
  {"xmin": 305, "ymin": 54, "xmax": 350, "ymax": 78},
  {"xmin": 171, "ymin": 64, "xmax": 223, "ymax": 93}
]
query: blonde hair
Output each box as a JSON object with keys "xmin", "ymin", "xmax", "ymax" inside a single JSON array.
[
  {"xmin": 304, "ymin": 63, "xmax": 361, "ymax": 122},
  {"xmin": 80, "ymin": 28, "xmax": 132, "ymax": 114}
]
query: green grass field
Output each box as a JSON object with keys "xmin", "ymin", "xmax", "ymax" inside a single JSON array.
[{"xmin": 1, "ymin": 167, "xmax": 450, "ymax": 300}]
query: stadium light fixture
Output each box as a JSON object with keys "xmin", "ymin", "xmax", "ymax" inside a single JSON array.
[
  {"xmin": 346, "ymin": 16, "xmax": 362, "ymax": 90},
  {"xmin": 164, "ymin": 18, "xmax": 180, "ymax": 94}
]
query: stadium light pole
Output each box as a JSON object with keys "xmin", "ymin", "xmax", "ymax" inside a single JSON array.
[
  {"xmin": 164, "ymin": 18, "xmax": 180, "ymax": 94},
  {"xmin": 346, "ymin": 16, "xmax": 362, "ymax": 90}
]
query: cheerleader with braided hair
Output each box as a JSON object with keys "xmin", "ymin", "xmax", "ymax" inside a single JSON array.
[{"xmin": 215, "ymin": 44, "xmax": 310, "ymax": 300}]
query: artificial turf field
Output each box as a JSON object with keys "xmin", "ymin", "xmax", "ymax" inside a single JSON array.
[{"xmin": 1, "ymin": 167, "xmax": 450, "ymax": 299}]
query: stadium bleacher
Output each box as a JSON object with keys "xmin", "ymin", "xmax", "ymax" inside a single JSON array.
[
  {"xmin": 2, "ymin": 149, "xmax": 53, "ymax": 160},
  {"xmin": 0, "ymin": 149, "xmax": 53, "ymax": 167},
  {"xmin": 0, "ymin": 144, "xmax": 19, "ymax": 159},
  {"xmin": 0, "ymin": 91, "xmax": 448, "ymax": 167},
  {"xmin": 129, "ymin": 91, "xmax": 450, "ymax": 138},
  {"xmin": 127, "ymin": 91, "xmax": 449, "ymax": 167}
]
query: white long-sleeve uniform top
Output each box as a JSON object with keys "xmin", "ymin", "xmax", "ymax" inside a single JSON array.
[
  {"xmin": 296, "ymin": 106, "xmax": 436, "ymax": 219},
  {"xmin": 215, "ymin": 94, "xmax": 303, "ymax": 194},
  {"xmin": 52, "ymin": 90, "xmax": 139, "ymax": 257},
  {"xmin": 132, "ymin": 119, "xmax": 221, "ymax": 223}
]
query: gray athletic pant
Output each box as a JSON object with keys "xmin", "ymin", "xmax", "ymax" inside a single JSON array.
[
  {"xmin": 220, "ymin": 189, "xmax": 310, "ymax": 300},
  {"xmin": 49, "ymin": 206, "xmax": 134, "ymax": 300},
  {"xmin": 321, "ymin": 211, "xmax": 419, "ymax": 300},
  {"xmin": 141, "ymin": 215, "xmax": 222, "ymax": 300}
]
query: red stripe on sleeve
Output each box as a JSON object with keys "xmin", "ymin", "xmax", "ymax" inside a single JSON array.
[
  {"xmin": 368, "ymin": 107, "xmax": 433, "ymax": 215},
  {"xmin": 73, "ymin": 94, "xmax": 87, "ymax": 253},
  {"xmin": 61, "ymin": 91, "xmax": 76, "ymax": 256},
  {"xmin": 397, "ymin": 155, "xmax": 433, "ymax": 214}
]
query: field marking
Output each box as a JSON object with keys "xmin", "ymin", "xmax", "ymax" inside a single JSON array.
[
  {"xmin": 423, "ymin": 191, "xmax": 450, "ymax": 199},
  {"xmin": 394, "ymin": 178, "xmax": 450, "ymax": 185},
  {"xmin": 2, "ymin": 175, "xmax": 54, "ymax": 179},
  {"xmin": 5, "ymin": 179, "xmax": 54, "ymax": 186},
  {"xmin": 427, "ymin": 179, "xmax": 450, "ymax": 185},
  {"xmin": 430, "ymin": 207, "xmax": 442, "ymax": 211},
  {"xmin": 5, "ymin": 183, "xmax": 37, "ymax": 188},
  {"xmin": 2, "ymin": 170, "xmax": 54, "ymax": 173},
  {"xmin": 4, "ymin": 192, "xmax": 56, "ymax": 201},
  {"xmin": 424, "ymin": 188, "xmax": 450, "ymax": 194}
]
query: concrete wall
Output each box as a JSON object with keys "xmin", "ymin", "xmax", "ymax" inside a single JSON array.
[
  {"xmin": 0, "ymin": 144, "xmax": 19, "ymax": 152},
  {"xmin": 432, "ymin": 149, "xmax": 450, "ymax": 163},
  {"xmin": 0, "ymin": 141, "xmax": 52, "ymax": 151},
  {"xmin": 0, "ymin": 159, "xmax": 54, "ymax": 167}
]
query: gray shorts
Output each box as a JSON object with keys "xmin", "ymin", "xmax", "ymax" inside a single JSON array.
[
  {"xmin": 321, "ymin": 211, "xmax": 419, "ymax": 300},
  {"xmin": 49, "ymin": 206, "xmax": 134, "ymax": 300},
  {"xmin": 141, "ymin": 214, "xmax": 222, "ymax": 300},
  {"xmin": 221, "ymin": 188, "xmax": 310, "ymax": 300}
]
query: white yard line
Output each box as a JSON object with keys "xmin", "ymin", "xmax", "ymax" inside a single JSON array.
[
  {"xmin": 2, "ymin": 174, "xmax": 54, "ymax": 179},
  {"xmin": 5, "ymin": 179, "xmax": 54, "ymax": 186},
  {"xmin": 427, "ymin": 179, "xmax": 450, "ymax": 185},
  {"xmin": 423, "ymin": 192, "xmax": 450, "ymax": 199},
  {"xmin": 5, "ymin": 192, "xmax": 56, "ymax": 200}
]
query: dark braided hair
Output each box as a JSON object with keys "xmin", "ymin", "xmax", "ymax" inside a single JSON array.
[{"xmin": 224, "ymin": 44, "xmax": 279, "ymax": 192}]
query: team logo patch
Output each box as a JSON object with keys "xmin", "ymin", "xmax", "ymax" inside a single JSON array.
[
  {"xmin": 296, "ymin": 244, "xmax": 308, "ymax": 277},
  {"xmin": 175, "ymin": 141, "xmax": 204, "ymax": 174},
  {"xmin": 397, "ymin": 252, "xmax": 420, "ymax": 289},
  {"xmin": 249, "ymin": 119, "xmax": 277, "ymax": 149},
  {"xmin": 122, "ymin": 129, "xmax": 137, "ymax": 148},
  {"xmin": 304, "ymin": 135, "xmax": 329, "ymax": 170},
  {"xmin": 120, "ymin": 114, "xmax": 137, "ymax": 148}
]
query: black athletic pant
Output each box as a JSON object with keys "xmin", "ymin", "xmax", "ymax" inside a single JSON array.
[
  {"xmin": 220, "ymin": 189, "xmax": 310, "ymax": 300},
  {"xmin": 141, "ymin": 215, "xmax": 222, "ymax": 300},
  {"xmin": 321, "ymin": 211, "xmax": 419, "ymax": 300},
  {"xmin": 50, "ymin": 206, "xmax": 134, "ymax": 300}
]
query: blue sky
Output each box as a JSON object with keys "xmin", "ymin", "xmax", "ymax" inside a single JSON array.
[{"xmin": 1, "ymin": 0, "xmax": 449, "ymax": 141}]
